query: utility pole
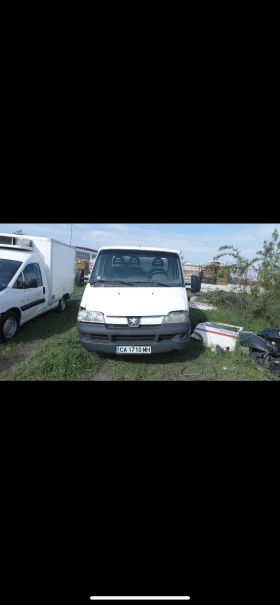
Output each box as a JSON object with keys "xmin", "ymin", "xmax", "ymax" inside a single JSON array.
[{"xmin": 70, "ymin": 224, "xmax": 73, "ymax": 246}]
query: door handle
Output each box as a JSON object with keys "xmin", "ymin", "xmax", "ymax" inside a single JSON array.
[{"xmin": 43, "ymin": 287, "xmax": 45, "ymax": 294}]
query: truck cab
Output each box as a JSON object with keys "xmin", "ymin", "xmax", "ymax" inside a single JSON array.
[
  {"xmin": 75, "ymin": 246, "xmax": 201, "ymax": 355},
  {"xmin": 0, "ymin": 248, "xmax": 48, "ymax": 338}
]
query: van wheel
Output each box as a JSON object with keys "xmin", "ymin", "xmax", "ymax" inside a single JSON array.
[
  {"xmin": 56, "ymin": 298, "xmax": 67, "ymax": 313},
  {"xmin": 1, "ymin": 311, "xmax": 19, "ymax": 340}
]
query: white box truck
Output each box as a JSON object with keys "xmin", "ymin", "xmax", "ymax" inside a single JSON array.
[{"xmin": 0, "ymin": 233, "xmax": 76, "ymax": 341}]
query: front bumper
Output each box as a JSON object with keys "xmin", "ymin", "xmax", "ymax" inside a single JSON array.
[{"xmin": 77, "ymin": 320, "xmax": 191, "ymax": 354}]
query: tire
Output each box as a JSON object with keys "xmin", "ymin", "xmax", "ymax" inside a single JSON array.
[
  {"xmin": 75, "ymin": 269, "xmax": 85, "ymax": 287},
  {"xmin": 271, "ymin": 359, "xmax": 280, "ymax": 377},
  {"xmin": 1, "ymin": 311, "xmax": 19, "ymax": 341},
  {"xmin": 56, "ymin": 298, "xmax": 67, "ymax": 313}
]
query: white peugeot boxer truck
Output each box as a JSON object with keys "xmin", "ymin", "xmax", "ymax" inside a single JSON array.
[{"xmin": 75, "ymin": 246, "xmax": 201, "ymax": 355}]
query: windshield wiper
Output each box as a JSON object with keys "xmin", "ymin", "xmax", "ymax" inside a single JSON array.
[
  {"xmin": 111, "ymin": 280, "xmax": 136, "ymax": 286},
  {"xmin": 132, "ymin": 280, "xmax": 171, "ymax": 287},
  {"xmin": 90, "ymin": 279, "xmax": 135, "ymax": 286},
  {"xmin": 90, "ymin": 279, "xmax": 172, "ymax": 287}
]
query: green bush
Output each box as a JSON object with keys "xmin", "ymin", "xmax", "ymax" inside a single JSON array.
[{"xmin": 211, "ymin": 230, "xmax": 280, "ymax": 327}]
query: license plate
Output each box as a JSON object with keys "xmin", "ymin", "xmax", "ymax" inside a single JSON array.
[{"xmin": 116, "ymin": 346, "xmax": 151, "ymax": 354}]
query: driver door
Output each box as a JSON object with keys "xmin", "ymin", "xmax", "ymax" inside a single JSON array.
[{"xmin": 22, "ymin": 262, "xmax": 47, "ymax": 321}]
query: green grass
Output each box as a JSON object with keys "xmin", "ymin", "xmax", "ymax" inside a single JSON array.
[
  {"xmin": 0, "ymin": 286, "xmax": 278, "ymax": 381},
  {"xmin": 190, "ymin": 306, "xmax": 266, "ymax": 334},
  {"xmin": 0, "ymin": 286, "xmax": 104, "ymax": 381},
  {"xmin": 2, "ymin": 328, "xmax": 104, "ymax": 381},
  {"xmin": 88, "ymin": 336, "xmax": 274, "ymax": 382}
]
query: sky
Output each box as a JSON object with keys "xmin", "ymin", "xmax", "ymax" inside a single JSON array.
[{"xmin": 0, "ymin": 223, "xmax": 279, "ymax": 265}]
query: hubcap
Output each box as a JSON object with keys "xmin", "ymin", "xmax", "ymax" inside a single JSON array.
[
  {"xmin": 3, "ymin": 317, "xmax": 17, "ymax": 339},
  {"xmin": 61, "ymin": 299, "xmax": 66, "ymax": 311}
]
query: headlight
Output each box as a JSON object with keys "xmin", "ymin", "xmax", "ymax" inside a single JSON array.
[
  {"xmin": 162, "ymin": 311, "xmax": 189, "ymax": 323},
  {"xmin": 78, "ymin": 309, "xmax": 105, "ymax": 323}
]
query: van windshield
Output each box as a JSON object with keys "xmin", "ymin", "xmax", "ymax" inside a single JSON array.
[
  {"xmin": 0, "ymin": 259, "xmax": 22, "ymax": 291},
  {"xmin": 90, "ymin": 250, "xmax": 184, "ymax": 287}
]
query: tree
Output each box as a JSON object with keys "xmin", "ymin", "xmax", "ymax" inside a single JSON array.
[
  {"xmin": 13, "ymin": 230, "xmax": 25, "ymax": 235},
  {"xmin": 212, "ymin": 231, "xmax": 280, "ymax": 325},
  {"xmin": 255, "ymin": 229, "xmax": 280, "ymax": 325},
  {"xmin": 256, "ymin": 229, "xmax": 280, "ymax": 291}
]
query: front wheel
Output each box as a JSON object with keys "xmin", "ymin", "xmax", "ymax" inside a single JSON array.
[
  {"xmin": 1, "ymin": 311, "xmax": 19, "ymax": 341},
  {"xmin": 56, "ymin": 298, "xmax": 67, "ymax": 313}
]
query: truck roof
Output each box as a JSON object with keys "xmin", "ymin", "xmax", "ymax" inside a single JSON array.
[
  {"xmin": 0, "ymin": 232, "xmax": 74, "ymax": 250},
  {"xmin": 98, "ymin": 246, "xmax": 180, "ymax": 254},
  {"xmin": 0, "ymin": 248, "xmax": 31, "ymax": 262}
]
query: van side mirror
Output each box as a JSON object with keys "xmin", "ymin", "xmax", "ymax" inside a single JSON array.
[
  {"xmin": 75, "ymin": 269, "xmax": 85, "ymax": 287},
  {"xmin": 191, "ymin": 274, "xmax": 201, "ymax": 293}
]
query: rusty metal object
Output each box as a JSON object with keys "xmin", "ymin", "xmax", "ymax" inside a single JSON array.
[{"xmin": 76, "ymin": 260, "xmax": 90, "ymax": 275}]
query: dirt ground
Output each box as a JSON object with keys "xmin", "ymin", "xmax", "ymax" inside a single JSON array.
[{"xmin": 0, "ymin": 345, "xmax": 36, "ymax": 376}]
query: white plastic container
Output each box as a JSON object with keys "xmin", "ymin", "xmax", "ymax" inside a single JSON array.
[{"xmin": 191, "ymin": 321, "xmax": 243, "ymax": 352}]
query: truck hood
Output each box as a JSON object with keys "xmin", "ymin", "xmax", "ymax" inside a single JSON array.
[{"xmin": 81, "ymin": 285, "xmax": 186, "ymax": 317}]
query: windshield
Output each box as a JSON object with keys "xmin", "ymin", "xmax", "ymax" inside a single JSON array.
[
  {"xmin": 0, "ymin": 259, "xmax": 22, "ymax": 291},
  {"xmin": 90, "ymin": 250, "xmax": 184, "ymax": 287}
]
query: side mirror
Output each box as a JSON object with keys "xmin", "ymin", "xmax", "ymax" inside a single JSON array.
[
  {"xmin": 191, "ymin": 274, "xmax": 201, "ymax": 293},
  {"xmin": 75, "ymin": 269, "xmax": 85, "ymax": 288}
]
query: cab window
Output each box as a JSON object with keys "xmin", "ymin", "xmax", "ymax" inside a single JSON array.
[
  {"xmin": 23, "ymin": 263, "xmax": 43, "ymax": 288},
  {"xmin": 13, "ymin": 272, "xmax": 24, "ymax": 289}
]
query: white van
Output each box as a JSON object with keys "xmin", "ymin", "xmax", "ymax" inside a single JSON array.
[
  {"xmin": 0, "ymin": 233, "xmax": 76, "ymax": 341},
  {"xmin": 75, "ymin": 246, "xmax": 201, "ymax": 355}
]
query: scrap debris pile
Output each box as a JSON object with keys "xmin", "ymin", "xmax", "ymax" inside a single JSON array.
[
  {"xmin": 239, "ymin": 329, "xmax": 280, "ymax": 376},
  {"xmin": 191, "ymin": 322, "xmax": 280, "ymax": 377}
]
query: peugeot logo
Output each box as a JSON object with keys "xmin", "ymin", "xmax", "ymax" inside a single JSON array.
[{"xmin": 127, "ymin": 317, "xmax": 141, "ymax": 327}]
